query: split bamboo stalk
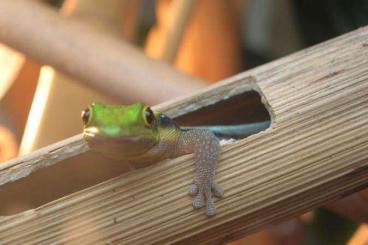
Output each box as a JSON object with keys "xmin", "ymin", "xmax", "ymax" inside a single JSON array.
[
  {"xmin": 0, "ymin": 0, "xmax": 206, "ymax": 104},
  {"xmin": 1, "ymin": 26, "xmax": 368, "ymax": 244}
]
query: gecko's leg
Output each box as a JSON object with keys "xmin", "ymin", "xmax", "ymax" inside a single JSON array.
[{"xmin": 181, "ymin": 129, "xmax": 224, "ymax": 216}]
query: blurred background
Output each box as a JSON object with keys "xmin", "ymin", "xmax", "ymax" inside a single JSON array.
[{"xmin": 0, "ymin": 0, "xmax": 368, "ymax": 244}]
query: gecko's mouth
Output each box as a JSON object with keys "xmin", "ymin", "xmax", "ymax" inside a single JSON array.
[
  {"xmin": 83, "ymin": 127, "xmax": 153, "ymax": 144},
  {"xmin": 83, "ymin": 127, "xmax": 99, "ymax": 138},
  {"xmin": 83, "ymin": 127, "xmax": 157, "ymax": 158},
  {"xmin": 84, "ymin": 127, "xmax": 139, "ymax": 144}
]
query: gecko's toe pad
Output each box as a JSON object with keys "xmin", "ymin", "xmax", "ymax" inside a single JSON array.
[
  {"xmin": 188, "ymin": 183, "xmax": 198, "ymax": 196},
  {"xmin": 206, "ymin": 200, "xmax": 216, "ymax": 217},
  {"xmin": 189, "ymin": 182, "xmax": 224, "ymax": 216},
  {"xmin": 192, "ymin": 194, "xmax": 206, "ymax": 208},
  {"xmin": 212, "ymin": 182, "xmax": 224, "ymax": 198}
]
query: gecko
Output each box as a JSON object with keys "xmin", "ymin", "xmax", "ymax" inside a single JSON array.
[
  {"xmin": 81, "ymin": 102, "xmax": 223, "ymax": 216},
  {"xmin": 81, "ymin": 102, "xmax": 269, "ymax": 216}
]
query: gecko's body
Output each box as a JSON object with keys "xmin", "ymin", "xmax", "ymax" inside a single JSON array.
[{"xmin": 82, "ymin": 102, "xmax": 223, "ymax": 216}]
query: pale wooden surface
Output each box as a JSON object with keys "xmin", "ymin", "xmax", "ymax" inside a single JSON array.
[
  {"xmin": 0, "ymin": 135, "xmax": 88, "ymax": 186},
  {"xmin": 1, "ymin": 26, "xmax": 368, "ymax": 244}
]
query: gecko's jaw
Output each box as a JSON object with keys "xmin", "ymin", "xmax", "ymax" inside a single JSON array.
[
  {"xmin": 83, "ymin": 127, "xmax": 158, "ymax": 158},
  {"xmin": 84, "ymin": 127, "xmax": 147, "ymax": 144},
  {"xmin": 83, "ymin": 127, "xmax": 99, "ymax": 138}
]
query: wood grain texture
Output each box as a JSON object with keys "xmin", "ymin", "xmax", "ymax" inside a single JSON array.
[
  {"xmin": 0, "ymin": 135, "xmax": 88, "ymax": 186},
  {"xmin": 1, "ymin": 27, "xmax": 368, "ymax": 244}
]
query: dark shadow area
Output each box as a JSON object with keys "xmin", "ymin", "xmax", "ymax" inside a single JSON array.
[{"xmin": 176, "ymin": 90, "xmax": 271, "ymax": 139}]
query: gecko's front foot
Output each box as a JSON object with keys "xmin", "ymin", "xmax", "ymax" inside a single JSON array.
[{"xmin": 188, "ymin": 181, "xmax": 224, "ymax": 216}]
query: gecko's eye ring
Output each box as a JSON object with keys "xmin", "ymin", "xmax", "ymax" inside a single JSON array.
[
  {"xmin": 81, "ymin": 108, "xmax": 90, "ymax": 124},
  {"xmin": 144, "ymin": 107, "xmax": 155, "ymax": 126}
]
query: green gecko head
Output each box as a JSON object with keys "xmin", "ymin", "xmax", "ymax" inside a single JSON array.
[{"xmin": 81, "ymin": 102, "xmax": 160, "ymax": 159}]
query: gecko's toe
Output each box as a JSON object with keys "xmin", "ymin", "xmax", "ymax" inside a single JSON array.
[
  {"xmin": 212, "ymin": 182, "xmax": 224, "ymax": 198},
  {"xmin": 206, "ymin": 199, "xmax": 216, "ymax": 217},
  {"xmin": 188, "ymin": 183, "xmax": 198, "ymax": 196},
  {"xmin": 192, "ymin": 194, "xmax": 206, "ymax": 208}
]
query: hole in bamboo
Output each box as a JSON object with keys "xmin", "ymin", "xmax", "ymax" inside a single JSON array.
[
  {"xmin": 175, "ymin": 88, "xmax": 271, "ymax": 140},
  {"xmin": 0, "ymin": 87, "xmax": 271, "ymax": 216}
]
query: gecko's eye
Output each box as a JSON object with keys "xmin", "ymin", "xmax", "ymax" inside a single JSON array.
[
  {"xmin": 81, "ymin": 108, "xmax": 90, "ymax": 124},
  {"xmin": 144, "ymin": 107, "xmax": 155, "ymax": 126}
]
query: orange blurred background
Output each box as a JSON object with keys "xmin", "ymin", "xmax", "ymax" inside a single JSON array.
[{"xmin": 0, "ymin": 0, "xmax": 366, "ymax": 244}]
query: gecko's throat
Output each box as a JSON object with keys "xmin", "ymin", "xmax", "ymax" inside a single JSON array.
[{"xmin": 83, "ymin": 127, "xmax": 157, "ymax": 158}]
